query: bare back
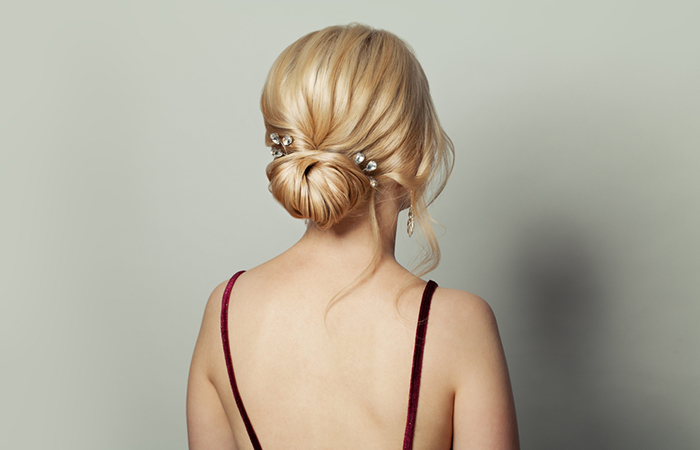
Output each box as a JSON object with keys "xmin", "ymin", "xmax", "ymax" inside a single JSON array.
[{"xmin": 188, "ymin": 251, "xmax": 519, "ymax": 450}]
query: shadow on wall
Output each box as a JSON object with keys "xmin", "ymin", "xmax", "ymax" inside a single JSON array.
[{"xmin": 511, "ymin": 219, "xmax": 691, "ymax": 450}]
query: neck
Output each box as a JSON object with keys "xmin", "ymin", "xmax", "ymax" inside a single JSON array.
[{"xmin": 288, "ymin": 190, "xmax": 404, "ymax": 273}]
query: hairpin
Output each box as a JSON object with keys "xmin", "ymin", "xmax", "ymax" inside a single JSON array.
[
  {"xmin": 267, "ymin": 136, "xmax": 378, "ymax": 188},
  {"xmin": 270, "ymin": 133, "xmax": 293, "ymax": 158},
  {"xmin": 354, "ymin": 152, "xmax": 378, "ymax": 188}
]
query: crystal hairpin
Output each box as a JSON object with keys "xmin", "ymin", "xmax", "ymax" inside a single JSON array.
[
  {"xmin": 354, "ymin": 152, "xmax": 378, "ymax": 187},
  {"xmin": 270, "ymin": 133, "xmax": 293, "ymax": 158}
]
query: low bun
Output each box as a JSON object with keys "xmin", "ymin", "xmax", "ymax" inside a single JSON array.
[{"xmin": 266, "ymin": 151, "xmax": 370, "ymax": 230}]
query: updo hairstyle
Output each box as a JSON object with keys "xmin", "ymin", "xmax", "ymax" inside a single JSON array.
[{"xmin": 262, "ymin": 24, "xmax": 453, "ymax": 276}]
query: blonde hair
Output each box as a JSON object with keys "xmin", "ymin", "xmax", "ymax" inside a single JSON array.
[{"xmin": 262, "ymin": 24, "xmax": 453, "ymax": 278}]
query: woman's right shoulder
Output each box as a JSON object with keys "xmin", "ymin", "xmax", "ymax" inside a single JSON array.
[
  {"xmin": 430, "ymin": 286, "xmax": 497, "ymax": 335},
  {"xmin": 430, "ymin": 286, "xmax": 519, "ymax": 448},
  {"xmin": 427, "ymin": 286, "xmax": 503, "ymax": 372}
]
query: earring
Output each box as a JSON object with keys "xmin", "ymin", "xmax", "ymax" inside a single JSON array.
[{"xmin": 407, "ymin": 206, "xmax": 414, "ymax": 237}]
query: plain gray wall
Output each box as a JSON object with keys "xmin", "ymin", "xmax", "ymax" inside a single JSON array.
[{"xmin": 1, "ymin": 1, "xmax": 698, "ymax": 449}]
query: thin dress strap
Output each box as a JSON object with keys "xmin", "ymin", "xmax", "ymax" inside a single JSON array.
[
  {"xmin": 220, "ymin": 270, "xmax": 263, "ymax": 450},
  {"xmin": 402, "ymin": 280, "xmax": 438, "ymax": 450},
  {"xmin": 221, "ymin": 273, "xmax": 438, "ymax": 450}
]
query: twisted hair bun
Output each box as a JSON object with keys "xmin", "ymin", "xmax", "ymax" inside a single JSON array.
[
  {"xmin": 266, "ymin": 151, "xmax": 370, "ymax": 230},
  {"xmin": 261, "ymin": 24, "xmax": 454, "ymax": 276}
]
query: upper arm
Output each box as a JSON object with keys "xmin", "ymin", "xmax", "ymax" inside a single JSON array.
[
  {"xmin": 186, "ymin": 282, "xmax": 238, "ymax": 450},
  {"xmin": 446, "ymin": 291, "xmax": 520, "ymax": 450}
]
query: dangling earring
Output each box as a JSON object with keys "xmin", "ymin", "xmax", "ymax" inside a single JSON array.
[{"xmin": 407, "ymin": 205, "xmax": 414, "ymax": 237}]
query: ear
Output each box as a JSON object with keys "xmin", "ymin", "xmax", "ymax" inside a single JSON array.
[{"xmin": 394, "ymin": 183, "xmax": 412, "ymax": 211}]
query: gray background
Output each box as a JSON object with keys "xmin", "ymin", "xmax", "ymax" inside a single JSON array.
[{"xmin": 1, "ymin": 1, "xmax": 698, "ymax": 449}]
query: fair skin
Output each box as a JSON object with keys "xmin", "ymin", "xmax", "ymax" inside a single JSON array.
[{"xmin": 187, "ymin": 185, "xmax": 519, "ymax": 450}]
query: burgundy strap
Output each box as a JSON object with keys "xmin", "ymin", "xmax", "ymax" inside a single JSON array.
[
  {"xmin": 221, "ymin": 273, "xmax": 437, "ymax": 450},
  {"xmin": 402, "ymin": 280, "xmax": 438, "ymax": 450},
  {"xmin": 220, "ymin": 270, "xmax": 263, "ymax": 450}
]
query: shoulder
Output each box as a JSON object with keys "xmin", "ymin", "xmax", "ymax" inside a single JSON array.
[
  {"xmin": 431, "ymin": 287, "xmax": 520, "ymax": 447},
  {"xmin": 190, "ymin": 275, "xmax": 240, "ymax": 374},
  {"xmin": 187, "ymin": 276, "xmax": 240, "ymax": 449},
  {"xmin": 426, "ymin": 285, "xmax": 504, "ymax": 373},
  {"xmin": 201, "ymin": 271, "xmax": 247, "ymax": 322},
  {"xmin": 200, "ymin": 277, "xmax": 233, "ymax": 327},
  {"xmin": 429, "ymin": 286, "xmax": 498, "ymax": 335}
]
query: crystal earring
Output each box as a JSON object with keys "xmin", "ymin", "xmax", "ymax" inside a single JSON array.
[{"xmin": 407, "ymin": 205, "xmax": 414, "ymax": 237}]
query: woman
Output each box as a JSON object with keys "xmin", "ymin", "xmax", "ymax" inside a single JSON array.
[{"xmin": 187, "ymin": 24, "xmax": 519, "ymax": 450}]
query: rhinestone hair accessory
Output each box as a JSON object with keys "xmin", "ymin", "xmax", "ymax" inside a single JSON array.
[
  {"xmin": 270, "ymin": 132, "xmax": 293, "ymax": 158},
  {"xmin": 268, "ymin": 135, "xmax": 379, "ymax": 188},
  {"xmin": 353, "ymin": 152, "xmax": 379, "ymax": 188}
]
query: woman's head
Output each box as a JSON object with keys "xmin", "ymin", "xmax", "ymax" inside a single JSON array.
[{"xmin": 262, "ymin": 24, "xmax": 453, "ymax": 274}]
